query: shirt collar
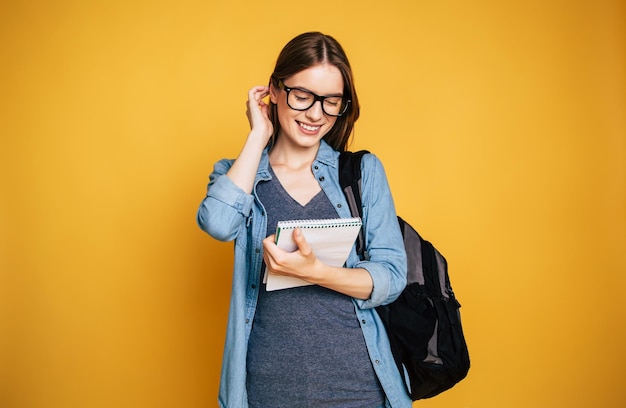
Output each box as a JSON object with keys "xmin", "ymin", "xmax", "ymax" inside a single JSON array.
[
  {"xmin": 315, "ymin": 139, "xmax": 339, "ymax": 168},
  {"xmin": 258, "ymin": 139, "xmax": 339, "ymax": 177}
]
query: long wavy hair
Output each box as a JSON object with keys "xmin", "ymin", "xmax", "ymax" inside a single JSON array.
[{"xmin": 268, "ymin": 32, "xmax": 360, "ymax": 152}]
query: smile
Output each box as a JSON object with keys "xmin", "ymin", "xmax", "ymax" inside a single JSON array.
[{"xmin": 298, "ymin": 122, "xmax": 321, "ymax": 132}]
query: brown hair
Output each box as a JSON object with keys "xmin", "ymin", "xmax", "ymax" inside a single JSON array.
[{"xmin": 268, "ymin": 32, "xmax": 360, "ymax": 151}]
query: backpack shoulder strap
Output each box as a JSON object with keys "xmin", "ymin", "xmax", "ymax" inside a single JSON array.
[{"xmin": 338, "ymin": 150, "xmax": 370, "ymax": 259}]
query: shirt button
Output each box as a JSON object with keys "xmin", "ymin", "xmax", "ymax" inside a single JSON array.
[
  {"xmin": 361, "ymin": 319, "xmax": 366, "ymax": 324},
  {"xmin": 245, "ymin": 319, "xmax": 250, "ymax": 324},
  {"xmin": 255, "ymin": 248, "xmax": 260, "ymax": 253},
  {"xmin": 375, "ymin": 359, "xmax": 380, "ymax": 365},
  {"xmin": 251, "ymin": 284, "xmax": 256, "ymax": 289},
  {"xmin": 314, "ymin": 165, "xmax": 319, "ymax": 170},
  {"xmin": 318, "ymin": 176, "xmax": 325, "ymax": 182},
  {"xmin": 337, "ymin": 204, "xmax": 342, "ymax": 208}
]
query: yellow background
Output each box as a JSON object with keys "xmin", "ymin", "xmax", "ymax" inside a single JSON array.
[{"xmin": 1, "ymin": 0, "xmax": 625, "ymax": 407}]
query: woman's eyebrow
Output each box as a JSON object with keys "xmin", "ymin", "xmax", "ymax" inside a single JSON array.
[{"xmin": 291, "ymin": 84, "xmax": 344, "ymax": 97}]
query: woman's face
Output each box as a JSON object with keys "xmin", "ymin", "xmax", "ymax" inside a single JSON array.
[{"xmin": 270, "ymin": 63, "xmax": 344, "ymax": 149}]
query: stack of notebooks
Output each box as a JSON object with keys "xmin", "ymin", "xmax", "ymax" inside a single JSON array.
[{"xmin": 263, "ymin": 217, "xmax": 363, "ymax": 291}]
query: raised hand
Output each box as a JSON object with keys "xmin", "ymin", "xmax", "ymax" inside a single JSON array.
[
  {"xmin": 246, "ymin": 85, "xmax": 273, "ymax": 144},
  {"xmin": 226, "ymin": 86, "xmax": 275, "ymax": 194}
]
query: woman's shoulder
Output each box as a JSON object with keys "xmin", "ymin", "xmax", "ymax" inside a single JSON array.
[
  {"xmin": 337, "ymin": 149, "xmax": 386, "ymax": 182},
  {"xmin": 357, "ymin": 151, "xmax": 394, "ymax": 191},
  {"xmin": 358, "ymin": 151, "xmax": 385, "ymax": 173}
]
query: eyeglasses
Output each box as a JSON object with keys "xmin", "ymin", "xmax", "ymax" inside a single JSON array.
[{"xmin": 277, "ymin": 79, "xmax": 351, "ymax": 117}]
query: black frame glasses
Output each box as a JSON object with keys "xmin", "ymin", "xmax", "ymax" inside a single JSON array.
[{"xmin": 277, "ymin": 79, "xmax": 351, "ymax": 117}]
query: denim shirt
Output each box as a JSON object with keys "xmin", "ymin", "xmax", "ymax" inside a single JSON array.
[{"xmin": 197, "ymin": 140, "xmax": 411, "ymax": 408}]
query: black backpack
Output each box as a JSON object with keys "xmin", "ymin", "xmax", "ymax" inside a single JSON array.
[{"xmin": 339, "ymin": 150, "xmax": 470, "ymax": 400}]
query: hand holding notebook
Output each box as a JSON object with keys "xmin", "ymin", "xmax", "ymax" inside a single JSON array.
[{"xmin": 264, "ymin": 217, "xmax": 363, "ymax": 291}]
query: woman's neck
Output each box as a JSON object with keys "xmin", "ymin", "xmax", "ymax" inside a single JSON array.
[{"xmin": 268, "ymin": 140, "xmax": 320, "ymax": 171}]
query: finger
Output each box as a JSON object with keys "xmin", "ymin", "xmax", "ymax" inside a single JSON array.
[
  {"xmin": 262, "ymin": 236, "xmax": 279, "ymax": 259},
  {"xmin": 248, "ymin": 85, "xmax": 266, "ymax": 94},
  {"xmin": 262, "ymin": 251, "xmax": 273, "ymax": 270},
  {"xmin": 249, "ymin": 86, "xmax": 269, "ymax": 101},
  {"xmin": 262, "ymin": 241, "xmax": 275, "ymax": 265},
  {"xmin": 259, "ymin": 102, "xmax": 270, "ymax": 121},
  {"xmin": 262, "ymin": 239, "xmax": 286, "ymax": 275},
  {"xmin": 247, "ymin": 89, "xmax": 270, "ymax": 117},
  {"xmin": 292, "ymin": 228, "xmax": 312, "ymax": 257},
  {"xmin": 263, "ymin": 234, "xmax": 276, "ymax": 247}
]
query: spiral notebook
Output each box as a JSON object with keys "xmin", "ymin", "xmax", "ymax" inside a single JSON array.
[{"xmin": 264, "ymin": 217, "xmax": 363, "ymax": 291}]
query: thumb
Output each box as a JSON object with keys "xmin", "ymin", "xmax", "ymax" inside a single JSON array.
[{"xmin": 293, "ymin": 228, "xmax": 312, "ymax": 256}]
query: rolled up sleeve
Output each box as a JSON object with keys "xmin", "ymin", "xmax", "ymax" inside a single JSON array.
[
  {"xmin": 352, "ymin": 154, "xmax": 407, "ymax": 309},
  {"xmin": 197, "ymin": 160, "xmax": 255, "ymax": 242}
]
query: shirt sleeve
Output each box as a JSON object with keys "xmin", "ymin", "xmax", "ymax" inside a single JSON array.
[
  {"xmin": 196, "ymin": 159, "xmax": 255, "ymax": 242},
  {"xmin": 351, "ymin": 154, "xmax": 407, "ymax": 309}
]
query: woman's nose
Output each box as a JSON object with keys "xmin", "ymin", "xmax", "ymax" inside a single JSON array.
[{"xmin": 305, "ymin": 100, "xmax": 324, "ymax": 121}]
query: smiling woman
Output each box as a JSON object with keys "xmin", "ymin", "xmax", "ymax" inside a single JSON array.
[
  {"xmin": 267, "ymin": 32, "xmax": 361, "ymax": 154},
  {"xmin": 196, "ymin": 32, "xmax": 411, "ymax": 408},
  {"xmin": 3, "ymin": 1, "xmax": 625, "ymax": 407}
]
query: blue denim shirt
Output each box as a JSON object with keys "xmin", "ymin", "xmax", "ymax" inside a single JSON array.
[{"xmin": 197, "ymin": 140, "xmax": 411, "ymax": 408}]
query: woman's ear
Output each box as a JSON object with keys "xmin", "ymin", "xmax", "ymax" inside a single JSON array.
[{"xmin": 269, "ymin": 82, "xmax": 279, "ymax": 104}]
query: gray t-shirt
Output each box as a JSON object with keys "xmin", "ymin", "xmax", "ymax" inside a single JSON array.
[{"xmin": 246, "ymin": 167, "xmax": 385, "ymax": 408}]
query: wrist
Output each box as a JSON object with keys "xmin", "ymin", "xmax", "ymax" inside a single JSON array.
[
  {"xmin": 248, "ymin": 128, "xmax": 271, "ymax": 144},
  {"xmin": 305, "ymin": 262, "xmax": 337, "ymax": 285}
]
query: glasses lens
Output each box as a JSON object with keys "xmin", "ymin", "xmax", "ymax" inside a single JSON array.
[
  {"xmin": 287, "ymin": 89, "xmax": 314, "ymax": 110},
  {"xmin": 321, "ymin": 96, "xmax": 344, "ymax": 116}
]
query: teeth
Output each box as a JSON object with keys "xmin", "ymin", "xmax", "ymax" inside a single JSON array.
[{"xmin": 299, "ymin": 122, "xmax": 320, "ymax": 131}]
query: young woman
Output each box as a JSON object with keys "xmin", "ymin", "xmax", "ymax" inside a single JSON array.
[{"xmin": 197, "ymin": 32, "xmax": 410, "ymax": 408}]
